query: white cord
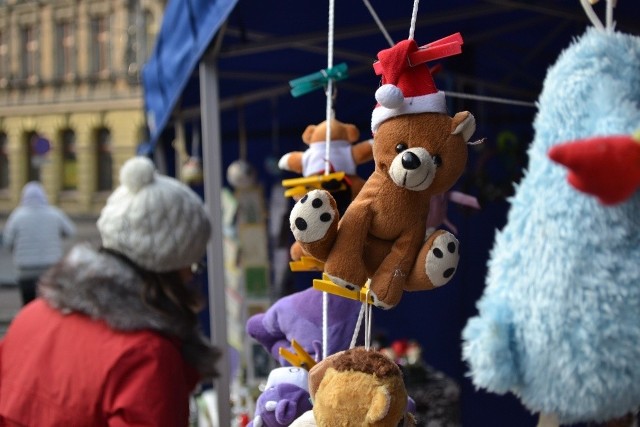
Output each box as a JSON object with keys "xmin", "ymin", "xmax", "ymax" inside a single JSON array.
[
  {"xmin": 579, "ymin": 0, "xmax": 605, "ymax": 31},
  {"xmin": 364, "ymin": 289, "xmax": 373, "ymax": 350},
  {"xmin": 443, "ymin": 90, "xmax": 536, "ymax": 108},
  {"xmin": 349, "ymin": 304, "xmax": 366, "ymax": 349},
  {"xmin": 408, "ymin": 0, "xmax": 420, "ymax": 40},
  {"xmin": 362, "ymin": 0, "xmax": 394, "ymax": 47},
  {"xmin": 321, "ymin": 0, "xmax": 336, "ymax": 360},
  {"xmin": 322, "ymin": 291, "xmax": 328, "ymax": 359}
]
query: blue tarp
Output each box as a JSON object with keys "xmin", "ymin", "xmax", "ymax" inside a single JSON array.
[{"xmin": 141, "ymin": 0, "xmax": 238, "ymax": 151}]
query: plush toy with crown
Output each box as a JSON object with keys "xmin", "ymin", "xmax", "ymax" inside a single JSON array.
[
  {"xmin": 289, "ymin": 34, "xmax": 476, "ymax": 309},
  {"xmin": 247, "ymin": 367, "xmax": 313, "ymax": 427}
]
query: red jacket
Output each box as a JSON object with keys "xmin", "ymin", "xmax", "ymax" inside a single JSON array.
[{"xmin": 0, "ymin": 299, "xmax": 199, "ymax": 427}]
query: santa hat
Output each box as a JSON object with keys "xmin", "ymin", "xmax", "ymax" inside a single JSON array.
[{"xmin": 371, "ymin": 33, "xmax": 463, "ymax": 133}]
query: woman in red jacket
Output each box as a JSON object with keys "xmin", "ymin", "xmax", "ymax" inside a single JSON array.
[{"xmin": 0, "ymin": 156, "xmax": 220, "ymax": 426}]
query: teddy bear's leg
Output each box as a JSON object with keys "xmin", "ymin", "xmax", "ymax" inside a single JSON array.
[
  {"xmin": 289, "ymin": 189, "xmax": 339, "ymax": 262},
  {"xmin": 405, "ymin": 229, "xmax": 460, "ymax": 291}
]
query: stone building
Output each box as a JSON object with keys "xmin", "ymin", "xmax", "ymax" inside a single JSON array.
[{"xmin": 0, "ymin": 0, "xmax": 165, "ymax": 215}]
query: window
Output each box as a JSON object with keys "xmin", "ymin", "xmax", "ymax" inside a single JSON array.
[
  {"xmin": 0, "ymin": 31, "xmax": 7, "ymax": 86},
  {"xmin": 0, "ymin": 132, "xmax": 8, "ymax": 190},
  {"xmin": 90, "ymin": 16, "xmax": 110, "ymax": 76},
  {"xmin": 96, "ymin": 128, "xmax": 112, "ymax": 191},
  {"xmin": 61, "ymin": 129, "xmax": 77, "ymax": 191},
  {"xmin": 55, "ymin": 21, "xmax": 75, "ymax": 80},
  {"xmin": 21, "ymin": 25, "xmax": 39, "ymax": 82}
]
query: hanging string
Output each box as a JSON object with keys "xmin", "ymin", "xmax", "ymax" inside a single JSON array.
[
  {"xmin": 321, "ymin": 0, "xmax": 337, "ymax": 361},
  {"xmin": 237, "ymin": 104, "xmax": 247, "ymax": 160},
  {"xmin": 606, "ymin": 0, "xmax": 615, "ymax": 32},
  {"xmin": 349, "ymin": 304, "xmax": 366, "ymax": 349},
  {"xmin": 408, "ymin": 0, "xmax": 420, "ymax": 40},
  {"xmin": 362, "ymin": 0, "xmax": 394, "ymax": 47},
  {"xmin": 579, "ymin": 0, "xmax": 605, "ymax": 32},
  {"xmin": 364, "ymin": 289, "xmax": 373, "ymax": 350},
  {"xmin": 444, "ymin": 90, "xmax": 536, "ymax": 108}
]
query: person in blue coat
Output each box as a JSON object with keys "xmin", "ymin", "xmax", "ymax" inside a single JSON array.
[{"xmin": 3, "ymin": 181, "xmax": 76, "ymax": 305}]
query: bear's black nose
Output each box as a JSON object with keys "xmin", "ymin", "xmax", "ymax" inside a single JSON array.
[{"xmin": 401, "ymin": 151, "xmax": 421, "ymax": 170}]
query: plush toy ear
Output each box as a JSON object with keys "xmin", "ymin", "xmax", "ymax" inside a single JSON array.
[
  {"xmin": 345, "ymin": 124, "xmax": 360, "ymax": 142},
  {"xmin": 302, "ymin": 125, "xmax": 317, "ymax": 144},
  {"xmin": 365, "ymin": 385, "xmax": 391, "ymax": 424},
  {"xmin": 451, "ymin": 111, "xmax": 476, "ymax": 142}
]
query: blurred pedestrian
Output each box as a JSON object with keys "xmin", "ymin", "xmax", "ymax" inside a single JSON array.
[
  {"xmin": 0, "ymin": 157, "xmax": 220, "ymax": 426},
  {"xmin": 2, "ymin": 181, "xmax": 76, "ymax": 305}
]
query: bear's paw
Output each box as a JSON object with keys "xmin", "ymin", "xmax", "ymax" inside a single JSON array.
[
  {"xmin": 289, "ymin": 189, "xmax": 336, "ymax": 243},
  {"xmin": 425, "ymin": 232, "xmax": 460, "ymax": 287}
]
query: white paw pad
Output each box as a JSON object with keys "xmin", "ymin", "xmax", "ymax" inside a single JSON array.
[
  {"xmin": 289, "ymin": 190, "xmax": 335, "ymax": 243},
  {"xmin": 425, "ymin": 232, "xmax": 460, "ymax": 287}
]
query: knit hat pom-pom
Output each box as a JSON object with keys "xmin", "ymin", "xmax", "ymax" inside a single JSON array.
[
  {"xmin": 375, "ymin": 84, "xmax": 404, "ymax": 109},
  {"xmin": 120, "ymin": 157, "xmax": 156, "ymax": 193}
]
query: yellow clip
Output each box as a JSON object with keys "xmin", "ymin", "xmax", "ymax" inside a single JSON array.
[
  {"xmin": 313, "ymin": 274, "xmax": 374, "ymax": 304},
  {"xmin": 289, "ymin": 256, "xmax": 325, "ymax": 272},
  {"xmin": 278, "ymin": 339, "xmax": 317, "ymax": 370},
  {"xmin": 282, "ymin": 172, "xmax": 347, "ymax": 198}
]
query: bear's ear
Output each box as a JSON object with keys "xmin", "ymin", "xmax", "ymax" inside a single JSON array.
[
  {"xmin": 365, "ymin": 386, "xmax": 391, "ymax": 423},
  {"xmin": 451, "ymin": 112, "xmax": 476, "ymax": 142},
  {"xmin": 302, "ymin": 125, "xmax": 317, "ymax": 145},
  {"xmin": 344, "ymin": 124, "xmax": 360, "ymax": 143}
]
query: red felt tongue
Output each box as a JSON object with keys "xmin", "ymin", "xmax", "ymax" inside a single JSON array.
[{"xmin": 548, "ymin": 135, "xmax": 640, "ymax": 205}]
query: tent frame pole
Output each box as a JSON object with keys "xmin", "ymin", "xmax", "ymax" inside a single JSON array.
[{"xmin": 199, "ymin": 56, "xmax": 231, "ymax": 427}]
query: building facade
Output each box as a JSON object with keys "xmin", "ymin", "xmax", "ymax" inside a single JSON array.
[{"xmin": 0, "ymin": 0, "xmax": 165, "ymax": 215}]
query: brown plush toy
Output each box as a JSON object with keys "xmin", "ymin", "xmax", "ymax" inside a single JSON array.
[
  {"xmin": 290, "ymin": 347, "xmax": 415, "ymax": 427},
  {"xmin": 278, "ymin": 118, "xmax": 373, "ymax": 199},
  {"xmin": 289, "ymin": 38, "xmax": 476, "ymax": 309}
]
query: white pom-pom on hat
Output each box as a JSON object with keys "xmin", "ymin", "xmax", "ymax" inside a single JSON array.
[
  {"xmin": 375, "ymin": 84, "xmax": 405, "ymax": 109},
  {"xmin": 119, "ymin": 156, "xmax": 156, "ymax": 193}
]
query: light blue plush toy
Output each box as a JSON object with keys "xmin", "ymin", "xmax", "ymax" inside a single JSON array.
[{"xmin": 462, "ymin": 15, "xmax": 640, "ymax": 427}]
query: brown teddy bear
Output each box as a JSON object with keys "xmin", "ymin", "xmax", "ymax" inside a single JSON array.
[
  {"xmin": 288, "ymin": 38, "xmax": 475, "ymax": 309},
  {"xmin": 278, "ymin": 118, "xmax": 373, "ymax": 200},
  {"xmin": 290, "ymin": 347, "xmax": 415, "ymax": 427}
]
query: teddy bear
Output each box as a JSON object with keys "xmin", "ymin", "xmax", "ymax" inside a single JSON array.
[
  {"xmin": 288, "ymin": 38, "xmax": 476, "ymax": 309},
  {"xmin": 290, "ymin": 347, "xmax": 415, "ymax": 427},
  {"xmin": 278, "ymin": 117, "xmax": 373, "ymax": 204},
  {"xmin": 247, "ymin": 366, "xmax": 313, "ymax": 427}
]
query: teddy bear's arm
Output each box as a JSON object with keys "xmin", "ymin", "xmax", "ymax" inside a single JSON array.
[
  {"xmin": 278, "ymin": 152, "xmax": 304, "ymax": 174},
  {"xmin": 350, "ymin": 139, "xmax": 374, "ymax": 165}
]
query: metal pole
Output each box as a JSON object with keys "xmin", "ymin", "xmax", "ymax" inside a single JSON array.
[{"xmin": 199, "ymin": 55, "xmax": 231, "ymax": 427}]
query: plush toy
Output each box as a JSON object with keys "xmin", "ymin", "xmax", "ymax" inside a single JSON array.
[
  {"xmin": 278, "ymin": 118, "xmax": 373, "ymax": 200},
  {"xmin": 246, "ymin": 287, "xmax": 362, "ymax": 366},
  {"xmin": 462, "ymin": 18, "xmax": 640, "ymax": 426},
  {"xmin": 248, "ymin": 367, "xmax": 313, "ymax": 427},
  {"xmin": 289, "ymin": 38, "xmax": 476, "ymax": 309},
  {"xmin": 291, "ymin": 347, "xmax": 415, "ymax": 427}
]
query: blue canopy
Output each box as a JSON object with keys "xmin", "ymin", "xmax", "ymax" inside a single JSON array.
[{"xmin": 141, "ymin": 0, "xmax": 237, "ymax": 151}]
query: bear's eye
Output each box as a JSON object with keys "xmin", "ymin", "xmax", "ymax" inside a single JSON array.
[
  {"xmin": 395, "ymin": 143, "xmax": 408, "ymax": 153},
  {"xmin": 433, "ymin": 154, "xmax": 442, "ymax": 167}
]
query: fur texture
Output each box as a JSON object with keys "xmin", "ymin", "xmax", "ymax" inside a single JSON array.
[
  {"xmin": 462, "ymin": 28, "xmax": 640, "ymax": 423},
  {"xmin": 39, "ymin": 244, "xmax": 219, "ymax": 378}
]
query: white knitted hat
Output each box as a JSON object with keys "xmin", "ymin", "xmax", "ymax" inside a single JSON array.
[{"xmin": 97, "ymin": 156, "xmax": 211, "ymax": 272}]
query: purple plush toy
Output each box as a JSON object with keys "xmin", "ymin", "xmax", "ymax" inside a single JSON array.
[
  {"xmin": 248, "ymin": 367, "xmax": 313, "ymax": 427},
  {"xmin": 246, "ymin": 287, "xmax": 362, "ymax": 366}
]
